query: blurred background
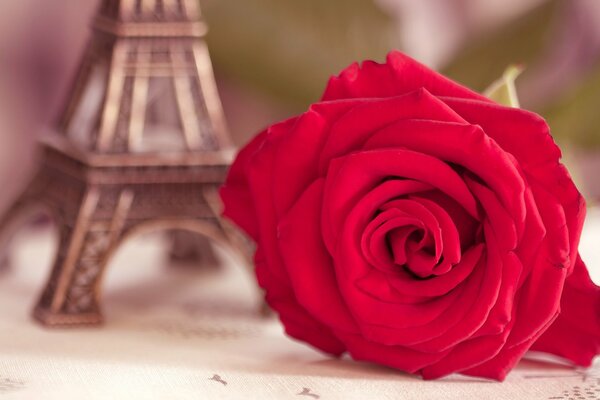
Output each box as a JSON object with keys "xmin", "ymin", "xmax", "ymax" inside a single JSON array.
[
  {"xmin": 0, "ymin": 0, "xmax": 599, "ymax": 214},
  {"xmin": 0, "ymin": 5, "xmax": 598, "ymax": 390}
]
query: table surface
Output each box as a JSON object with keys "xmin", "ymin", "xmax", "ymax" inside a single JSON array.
[{"xmin": 0, "ymin": 209, "xmax": 598, "ymax": 400}]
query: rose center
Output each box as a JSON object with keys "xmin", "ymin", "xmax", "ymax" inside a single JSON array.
[{"xmin": 361, "ymin": 198, "xmax": 460, "ymax": 278}]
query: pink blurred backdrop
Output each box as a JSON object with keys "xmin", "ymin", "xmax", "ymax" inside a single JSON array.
[{"xmin": 1, "ymin": 0, "xmax": 599, "ymax": 212}]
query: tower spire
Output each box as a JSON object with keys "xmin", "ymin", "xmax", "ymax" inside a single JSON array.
[
  {"xmin": 98, "ymin": 0, "xmax": 201, "ymax": 22},
  {"xmin": 60, "ymin": 0, "xmax": 228, "ymax": 153}
]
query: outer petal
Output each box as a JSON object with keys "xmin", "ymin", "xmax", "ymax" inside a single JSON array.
[
  {"xmin": 459, "ymin": 245, "xmax": 566, "ymax": 379},
  {"xmin": 420, "ymin": 245, "xmax": 522, "ymax": 379},
  {"xmin": 276, "ymin": 300, "xmax": 346, "ymax": 355},
  {"xmin": 505, "ymin": 245, "xmax": 567, "ymax": 348},
  {"xmin": 422, "ymin": 319, "xmax": 516, "ymax": 381},
  {"xmin": 277, "ymin": 179, "xmax": 357, "ymax": 333},
  {"xmin": 322, "ymin": 51, "xmax": 491, "ymax": 103},
  {"xmin": 527, "ymin": 163, "xmax": 586, "ymax": 271},
  {"xmin": 530, "ymin": 255, "xmax": 600, "ymax": 366},
  {"xmin": 441, "ymin": 96, "xmax": 586, "ymax": 271},
  {"xmin": 439, "ymin": 97, "xmax": 562, "ymax": 167},
  {"xmin": 253, "ymin": 249, "xmax": 346, "ymax": 355},
  {"xmin": 272, "ymin": 100, "xmax": 362, "ymax": 217},
  {"xmin": 220, "ymin": 128, "xmax": 271, "ymax": 240},
  {"xmin": 462, "ymin": 309, "xmax": 559, "ymax": 381},
  {"xmin": 339, "ymin": 333, "xmax": 450, "ymax": 374},
  {"xmin": 318, "ymin": 89, "xmax": 466, "ymax": 174},
  {"xmin": 239, "ymin": 118, "xmax": 345, "ymax": 356},
  {"xmin": 402, "ymin": 223, "xmax": 507, "ymax": 354}
]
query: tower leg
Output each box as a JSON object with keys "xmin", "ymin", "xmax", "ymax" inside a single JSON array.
[
  {"xmin": 33, "ymin": 224, "xmax": 115, "ymax": 326},
  {"xmin": 33, "ymin": 189, "xmax": 107, "ymax": 325},
  {"xmin": 33, "ymin": 188, "xmax": 133, "ymax": 326}
]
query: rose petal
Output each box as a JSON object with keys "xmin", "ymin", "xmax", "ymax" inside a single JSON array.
[
  {"xmin": 396, "ymin": 223, "xmax": 505, "ymax": 353},
  {"xmin": 336, "ymin": 209, "xmax": 473, "ymax": 333},
  {"xmin": 439, "ymin": 97, "xmax": 561, "ymax": 167},
  {"xmin": 472, "ymin": 251, "xmax": 521, "ymax": 338},
  {"xmin": 421, "ymin": 318, "xmax": 516, "ymax": 380},
  {"xmin": 323, "ymin": 149, "xmax": 479, "ymax": 254},
  {"xmin": 462, "ymin": 314, "xmax": 557, "ymax": 381},
  {"xmin": 441, "ymin": 96, "xmax": 585, "ymax": 270},
  {"xmin": 528, "ymin": 180, "xmax": 570, "ymax": 269},
  {"xmin": 514, "ymin": 186, "xmax": 547, "ymax": 286},
  {"xmin": 318, "ymin": 89, "xmax": 466, "ymax": 174},
  {"xmin": 527, "ymin": 164, "xmax": 586, "ymax": 271},
  {"xmin": 277, "ymin": 179, "xmax": 358, "ymax": 333},
  {"xmin": 220, "ymin": 128, "xmax": 271, "ymax": 240},
  {"xmin": 322, "ymin": 51, "xmax": 490, "ymax": 103},
  {"xmin": 386, "ymin": 244, "xmax": 484, "ymax": 297},
  {"xmin": 464, "ymin": 175, "xmax": 518, "ymax": 252},
  {"xmin": 378, "ymin": 199, "xmax": 444, "ymax": 277},
  {"xmin": 362, "ymin": 119, "xmax": 526, "ymax": 237},
  {"xmin": 409, "ymin": 196, "xmax": 462, "ymax": 266},
  {"xmin": 355, "ymin": 258, "xmax": 486, "ymax": 348},
  {"xmin": 420, "ymin": 252, "xmax": 523, "ymax": 379},
  {"xmin": 255, "ymin": 250, "xmax": 346, "ymax": 355},
  {"xmin": 339, "ymin": 333, "xmax": 450, "ymax": 374},
  {"xmin": 337, "ymin": 216, "xmax": 494, "ymax": 347},
  {"xmin": 272, "ymin": 100, "xmax": 362, "ymax": 218},
  {"xmin": 505, "ymin": 243, "xmax": 567, "ymax": 348},
  {"xmin": 415, "ymin": 190, "xmax": 479, "ymax": 250},
  {"xmin": 241, "ymin": 121, "xmax": 345, "ymax": 356},
  {"xmin": 361, "ymin": 208, "xmax": 427, "ymax": 273},
  {"xmin": 530, "ymin": 255, "xmax": 600, "ymax": 366},
  {"xmin": 276, "ymin": 299, "xmax": 346, "ymax": 356}
]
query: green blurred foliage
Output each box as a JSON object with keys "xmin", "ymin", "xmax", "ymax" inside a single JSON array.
[
  {"xmin": 443, "ymin": 0, "xmax": 600, "ymax": 149},
  {"xmin": 201, "ymin": 0, "xmax": 600, "ymax": 148},
  {"xmin": 442, "ymin": 1, "xmax": 558, "ymax": 93},
  {"xmin": 543, "ymin": 68, "xmax": 600, "ymax": 148},
  {"xmin": 201, "ymin": 0, "xmax": 396, "ymax": 111}
]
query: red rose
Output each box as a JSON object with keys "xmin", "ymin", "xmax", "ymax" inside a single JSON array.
[{"xmin": 220, "ymin": 52, "xmax": 600, "ymax": 380}]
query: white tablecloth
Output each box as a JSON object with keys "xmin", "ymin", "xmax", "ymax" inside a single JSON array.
[{"xmin": 0, "ymin": 210, "xmax": 599, "ymax": 400}]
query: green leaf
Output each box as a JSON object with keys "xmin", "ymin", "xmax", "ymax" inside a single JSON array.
[{"xmin": 483, "ymin": 64, "xmax": 524, "ymax": 108}]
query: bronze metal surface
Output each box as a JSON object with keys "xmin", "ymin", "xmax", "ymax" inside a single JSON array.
[{"xmin": 0, "ymin": 0, "xmax": 254, "ymax": 326}]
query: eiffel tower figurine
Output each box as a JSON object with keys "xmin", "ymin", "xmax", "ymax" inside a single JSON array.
[{"xmin": 0, "ymin": 0, "xmax": 254, "ymax": 326}]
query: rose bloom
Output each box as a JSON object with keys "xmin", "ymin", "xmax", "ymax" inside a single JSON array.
[{"xmin": 220, "ymin": 52, "xmax": 600, "ymax": 380}]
